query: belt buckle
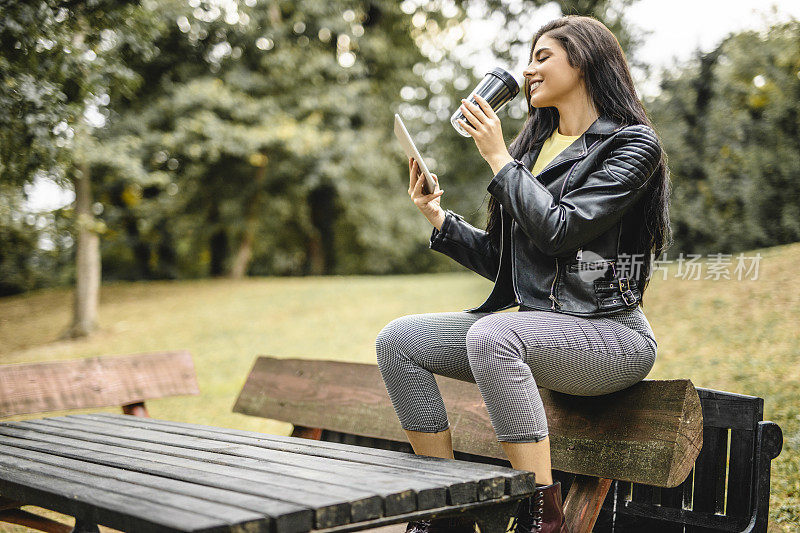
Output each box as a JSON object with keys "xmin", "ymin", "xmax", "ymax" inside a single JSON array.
[
  {"xmin": 617, "ymin": 277, "xmax": 635, "ymax": 305},
  {"xmin": 618, "ymin": 277, "xmax": 630, "ymax": 292},
  {"xmin": 621, "ymin": 288, "xmax": 636, "ymax": 305}
]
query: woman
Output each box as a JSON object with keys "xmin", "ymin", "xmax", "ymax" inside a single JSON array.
[{"xmin": 376, "ymin": 15, "xmax": 670, "ymax": 533}]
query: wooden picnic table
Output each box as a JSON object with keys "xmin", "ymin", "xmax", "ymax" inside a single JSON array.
[{"xmin": 0, "ymin": 413, "xmax": 537, "ymax": 533}]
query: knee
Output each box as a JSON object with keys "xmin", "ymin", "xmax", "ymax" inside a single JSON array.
[
  {"xmin": 465, "ymin": 319, "xmax": 520, "ymax": 376},
  {"xmin": 375, "ymin": 317, "xmax": 410, "ymax": 372}
]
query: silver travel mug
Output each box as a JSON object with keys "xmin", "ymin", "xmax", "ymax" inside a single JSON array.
[{"xmin": 450, "ymin": 66, "xmax": 520, "ymax": 137}]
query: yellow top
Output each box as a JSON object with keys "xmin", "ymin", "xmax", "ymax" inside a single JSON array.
[{"xmin": 530, "ymin": 128, "xmax": 582, "ymax": 176}]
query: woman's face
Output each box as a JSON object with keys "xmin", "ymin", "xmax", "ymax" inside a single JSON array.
[{"xmin": 523, "ymin": 34, "xmax": 584, "ymax": 109}]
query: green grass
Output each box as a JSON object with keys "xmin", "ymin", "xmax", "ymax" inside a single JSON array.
[{"xmin": 1, "ymin": 243, "xmax": 798, "ymax": 532}]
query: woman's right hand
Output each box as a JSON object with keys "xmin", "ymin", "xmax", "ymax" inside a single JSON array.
[{"xmin": 408, "ymin": 157, "xmax": 446, "ymax": 230}]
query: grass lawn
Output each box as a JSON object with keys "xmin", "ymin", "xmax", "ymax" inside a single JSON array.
[{"xmin": 0, "ymin": 242, "xmax": 798, "ymax": 532}]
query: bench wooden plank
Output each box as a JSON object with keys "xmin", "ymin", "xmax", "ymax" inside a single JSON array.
[
  {"xmin": 691, "ymin": 426, "xmax": 728, "ymax": 517},
  {"xmin": 0, "ymin": 433, "xmax": 313, "ymax": 533},
  {"xmin": 726, "ymin": 427, "xmax": 756, "ymax": 519},
  {"xmin": 0, "ymin": 461, "xmax": 251, "ymax": 533},
  {"xmin": 695, "ymin": 390, "xmax": 763, "ymax": 430},
  {"xmin": 79, "ymin": 413, "xmax": 535, "ymax": 498},
  {"xmin": 619, "ymin": 499, "xmax": 749, "ymax": 531},
  {"xmin": 0, "ymin": 416, "xmax": 537, "ymax": 533},
  {"xmin": 2, "ymin": 416, "xmax": 535, "ymax": 527},
  {"xmin": 232, "ymin": 356, "xmax": 702, "ymax": 488},
  {"xmin": 0, "ymin": 351, "xmax": 199, "ymax": 417},
  {"xmin": 0, "ymin": 441, "xmax": 313, "ymax": 531},
  {"xmin": 656, "ymin": 483, "xmax": 686, "ymax": 532},
  {"xmin": 0, "ymin": 424, "xmax": 357, "ymax": 529},
  {"xmin": 0, "ymin": 451, "xmax": 264, "ymax": 524},
  {"xmin": 33, "ymin": 416, "xmax": 463, "ymax": 510}
]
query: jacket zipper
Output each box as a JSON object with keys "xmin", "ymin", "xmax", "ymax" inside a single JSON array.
[
  {"xmin": 548, "ymin": 257, "xmax": 560, "ymax": 309},
  {"xmin": 548, "ymin": 159, "xmax": 582, "ymax": 310}
]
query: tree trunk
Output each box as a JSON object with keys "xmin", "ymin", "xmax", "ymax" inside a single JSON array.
[
  {"xmin": 307, "ymin": 183, "xmax": 338, "ymax": 275},
  {"xmin": 228, "ymin": 161, "xmax": 268, "ymax": 279},
  {"xmin": 68, "ymin": 163, "xmax": 100, "ymax": 338},
  {"xmin": 208, "ymin": 202, "xmax": 228, "ymax": 277},
  {"xmin": 229, "ymin": 231, "xmax": 254, "ymax": 279}
]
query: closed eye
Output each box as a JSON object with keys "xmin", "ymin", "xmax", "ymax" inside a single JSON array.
[{"xmin": 538, "ymin": 56, "xmax": 549, "ymax": 63}]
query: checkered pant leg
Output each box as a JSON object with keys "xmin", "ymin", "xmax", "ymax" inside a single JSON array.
[{"xmin": 375, "ymin": 307, "xmax": 657, "ymax": 443}]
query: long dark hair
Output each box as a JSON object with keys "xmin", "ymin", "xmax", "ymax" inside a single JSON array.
[{"xmin": 488, "ymin": 14, "xmax": 672, "ymax": 307}]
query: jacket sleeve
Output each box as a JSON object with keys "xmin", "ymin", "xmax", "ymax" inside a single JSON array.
[
  {"xmin": 429, "ymin": 209, "xmax": 499, "ymax": 281},
  {"xmin": 486, "ymin": 124, "xmax": 661, "ymax": 257}
]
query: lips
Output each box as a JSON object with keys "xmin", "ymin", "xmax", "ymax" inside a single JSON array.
[{"xmin": 530, "ymin": 81, "xmax": 542, "ymax": 94}]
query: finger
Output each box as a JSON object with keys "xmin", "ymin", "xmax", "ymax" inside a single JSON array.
[
  {"xmin": 424, "ymin": 185, "xmax": 443, "ymax": 199},
  {"xmin": 409, "ymin": 158, "xmax": 419, "ymax": 189},
  {"xmin": 413, "ymin": 172, "xmax": 424, "ymax": 196},
  {"xmin": 458, "ymin": 118, "xmax": 476, "ymax": 135},
  {"xmin": 460, "ymin": 98, "xmax": 484, "ymax": 126},
  {"xmin": 474, "ymin": 94, "xmax": 498, "ymax": 119}
]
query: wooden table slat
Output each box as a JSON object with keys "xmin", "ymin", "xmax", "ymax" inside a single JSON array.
[
  {"xmin": 0, "ymin": 415, "xmax": 536, "ymax": 533},
  {"xmin": 85, "ymin": 413, "xmax": 521, "ymax": 476},
  {"xmin": 0, "ymin": 425, "xmax": 362, "ymax": 528},
  {"xmin": 11, "ymin": 418, "xmax": 428, "ymax": 518},
  {"xmin": 0, "ymin": 460, "xmax": 251, "ymax": 533},
  {"xmin": 76, "ymin": 413, "xmax": 534, "ymax": 496},
  {"xmin": 37, "ymin": 416, "xmax": 479, "ymax": 506},
  {"xmin": 0, "ymin": 442, "xmax": 299, "ymax": 528},
  {"xmin": 0, "ymin": 436, "xmax": 315, "ymax": 533},
  {"xmin": 0, "ymin": 450, "xmax": 264, "ymax": 524}
]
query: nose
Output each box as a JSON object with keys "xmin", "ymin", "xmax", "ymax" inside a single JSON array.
[{"xmin": 522, "ymin": 63, "xmax": 537, "ymax": 80}]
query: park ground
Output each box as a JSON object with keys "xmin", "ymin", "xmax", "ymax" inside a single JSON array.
[{"xmin": 1, "ymin": 242, "xmax": 798, "ymax": 532}]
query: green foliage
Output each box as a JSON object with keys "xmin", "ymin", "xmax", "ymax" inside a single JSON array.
[
  {"xmin": 646, "ymin": 20, "xmax": 800, "ymax": 256},
  {"xmin": 0, "ymin": 184, "xmax": 73, "ymax": 296},
  {"xmin": 0, "ymin": 0, "xmax": 652, "ymax": 286},
  {"xmin": 0, "ymin": 0, "xmax": 167, "ymax": 184},
  {"xmin": 96, "ymin": 0, "xmax": 441, "ymax": 278}
]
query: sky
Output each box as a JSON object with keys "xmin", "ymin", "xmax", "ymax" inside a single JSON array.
[
  {"xmin": 624, "ymin": 0, "xmax": 800, "ymax": 98},
  {"xmin": 23, "ymin": 0, "xmax": 800, "ymax": 212}
]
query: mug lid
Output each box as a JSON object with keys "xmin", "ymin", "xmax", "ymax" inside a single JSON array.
[{"xmin": 487, "ymin": 67, "xmax": 520, "ymax": 96}]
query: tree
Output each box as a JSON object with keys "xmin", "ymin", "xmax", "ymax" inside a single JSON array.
[
  {"xmin": 647, "ymin": 19, "xmax": 800, "ymax": 255},
  {"xmin": 0, "ymin": 0, "xmax": 170, "ymax": 335},
  {"xmin": 99, "ymin": 0, "xmax": 637, "ymax": 280}
]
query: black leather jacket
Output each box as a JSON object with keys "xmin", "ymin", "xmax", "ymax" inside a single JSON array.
[{"xmin": 429, "ymin": 115, "xmax": 662, "ymax": 316}]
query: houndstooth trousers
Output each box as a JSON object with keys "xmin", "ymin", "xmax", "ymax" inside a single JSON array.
[{"xmin": 375, "ymin": 305, "xmax": 657, "ymax": 443}]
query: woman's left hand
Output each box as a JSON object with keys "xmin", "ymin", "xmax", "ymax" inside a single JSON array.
[{"xmin": 458, "ymin": 94, "xmax": 513, "ymax": 172}]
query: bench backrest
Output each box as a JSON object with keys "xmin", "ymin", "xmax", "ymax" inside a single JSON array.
[
  {"xmin": 0, "ymin": 350, "xmax": 199, "ymax": 418},
  {"xmin": 233, "ymin": 356, "xmax": 702, "ymax": 488},
  {"xmin": 592, "ymin": 388, "xmax": 782, "ymax": 533}
]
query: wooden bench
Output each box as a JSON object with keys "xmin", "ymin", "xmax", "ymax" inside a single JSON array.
[
  {"xmin": 233, "ymin": 356, "xmax": 783, "ymax": 533},
  {"xmin": 0, "ymin": 350, "xmax": 200, "ymax": 533}
]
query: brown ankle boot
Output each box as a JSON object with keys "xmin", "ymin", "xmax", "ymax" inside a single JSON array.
[
  {"xmin": 507, "ymin": 481, "xmax": 570, "ymax": 533},
  {"xmin": 405, "ymin": 514, "xmax": 476, "ymax": 533}
]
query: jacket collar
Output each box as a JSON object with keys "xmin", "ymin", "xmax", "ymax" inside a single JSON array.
[
  {"xmin": 584, "ymin": 114, "xmax": 625, "ymax": 136},
  {"xmin": 521, "ymin": 114, "xmax": 625, "ymax": 177}
]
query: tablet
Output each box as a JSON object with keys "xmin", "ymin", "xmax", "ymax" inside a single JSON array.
[{"xmin": 394, "ymin": 113, "xmax": 436, "ymax": 195}]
